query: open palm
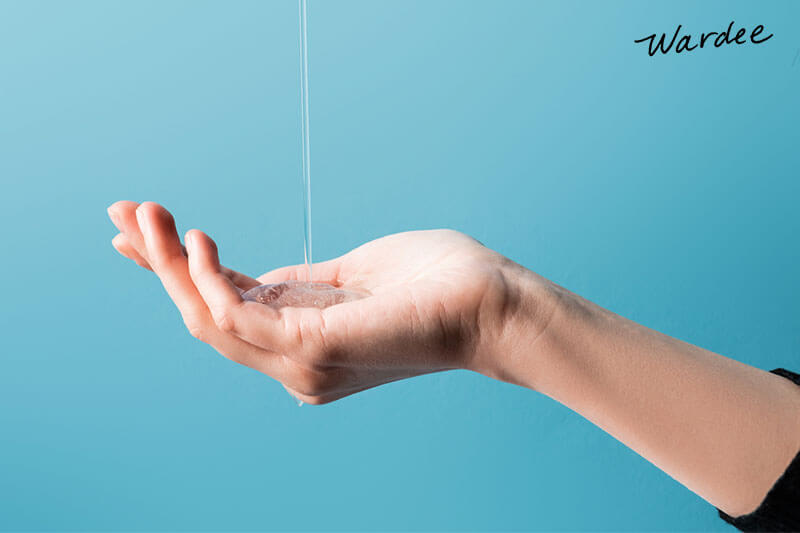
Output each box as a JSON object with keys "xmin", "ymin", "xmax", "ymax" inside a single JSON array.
[{"xmin": 108, "ymin": 201, "xmax": 540, "ymax": 404}]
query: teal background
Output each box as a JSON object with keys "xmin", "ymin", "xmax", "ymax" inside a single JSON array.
[{"xmin": 1, "ymin": 0, "xmax": 798, "ymax": 530}]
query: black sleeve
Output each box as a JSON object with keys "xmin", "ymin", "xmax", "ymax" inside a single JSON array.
[{"xmin": 717, "ymin": 368, "xmax": 800, "ymax": 532}]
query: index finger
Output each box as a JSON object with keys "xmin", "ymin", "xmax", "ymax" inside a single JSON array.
[
  {"xmin": 185, "ymin": 229, "xmax": 314, "ymax": 356},
  {"xmin": 136, "ymin": 203, "xmax": 276, "ymax": 372}
]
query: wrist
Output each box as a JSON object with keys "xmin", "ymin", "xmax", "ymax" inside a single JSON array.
[{"xmin": 469, "ymin": 260, "xmax": 577, "ymax": 391}]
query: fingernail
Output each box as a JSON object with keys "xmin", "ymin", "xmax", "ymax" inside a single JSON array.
[
  {"xmin": 135, "ymin": 206, "xmax": 148, "ymax": 233},
  {"xmin": 184, "ymin": 231, "xmax": 194, "ymax": 252},
  {"xmin": 107, "ymin": 205, "xmax": 119, "ymax": 225}
]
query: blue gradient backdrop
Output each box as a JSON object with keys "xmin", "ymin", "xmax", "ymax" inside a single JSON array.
[{"xmin": 1, "ymin": 1, "xmax": 798, "ymax": 530}]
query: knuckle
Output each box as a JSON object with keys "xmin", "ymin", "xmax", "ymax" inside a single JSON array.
[
  {"xmin": 212, "ymin": 309, "xmax": 236, "ymax": 333},
  {"xmin": 185, "ymin": 320, "xmax": 207, "ymax": 342},
  {"xmin": 296, "ymin": 311, "xmax": 335, "ymax": 365},
  {"xmin": 183, "ymin": 312, "xmax": 214, "ymax": 343}
]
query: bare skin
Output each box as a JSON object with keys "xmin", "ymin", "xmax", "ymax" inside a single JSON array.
[{"xmin": 109, "ymin": 200, "xmax": 800, "ymax": 518}]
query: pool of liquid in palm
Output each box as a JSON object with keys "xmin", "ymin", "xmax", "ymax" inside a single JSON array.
[{"xmin": 242, "ymin": 280, "xmax": 365, "ymax": 309}]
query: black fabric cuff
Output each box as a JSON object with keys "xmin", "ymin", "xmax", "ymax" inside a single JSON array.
[{"xmin": 717, "ymin": 368, "xmax": 800, "ymax": 532}]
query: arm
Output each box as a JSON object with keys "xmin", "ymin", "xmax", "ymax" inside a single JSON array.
[
  {"xmin": 108, "ymin": 201, "xmax": 800, "ymax": 518},
  {"xmin": 487, "ymin": 266, "xmax": 800, "ymax": 517}
]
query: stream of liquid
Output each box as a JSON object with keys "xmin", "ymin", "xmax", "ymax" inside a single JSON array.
[
  {"xmin": 297, "ymin": 0, "xmax": 311, "ymax": 407},
  {"xmin": 242, "ymin": 1, "xmax": 352, "ymax": 407},
  {"xmin": 298, "ymin": 0, "xmax": 312, "ymax": 282}
]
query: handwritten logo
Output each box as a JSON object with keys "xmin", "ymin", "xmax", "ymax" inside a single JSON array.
[{"xmin": 635, "ymin": 21, "xmax": 773, "ymax": 57}]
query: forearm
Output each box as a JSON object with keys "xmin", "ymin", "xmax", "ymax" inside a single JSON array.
[{"xmin": 488, "ymin": 267, "xmax": 800, "ymax": 517}]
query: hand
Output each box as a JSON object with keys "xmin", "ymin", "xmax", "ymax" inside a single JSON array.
[{"xmin": 108, "ymin": 201, "xmax": 559, "ymax": 404}]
